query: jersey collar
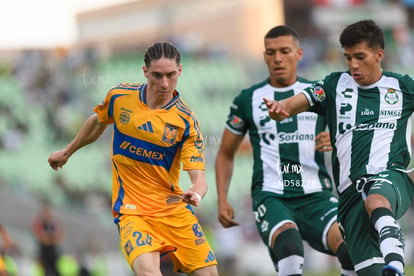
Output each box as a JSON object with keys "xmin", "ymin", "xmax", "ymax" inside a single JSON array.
[{"xmin": 139, "ymin": 83, "xmax": 180, "ymax": 110}]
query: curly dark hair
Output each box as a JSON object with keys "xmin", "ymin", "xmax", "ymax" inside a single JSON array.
[{"xmin": 339, "ymin": 19, "xmax": 384, "ymax": 50}]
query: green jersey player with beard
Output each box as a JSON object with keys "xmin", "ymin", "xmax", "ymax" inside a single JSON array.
[
  {"xmin": 265, "ymin": 20, "xmax": 414, "ymax": 276},
  {"xmin": 215, "ymin": 25, "xmax": 355, "ymax": 276}
]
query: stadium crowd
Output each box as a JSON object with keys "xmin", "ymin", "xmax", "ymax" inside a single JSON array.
[{"xmin": 1, "ymin": 20, "xmax": 414, "ymax": 275}]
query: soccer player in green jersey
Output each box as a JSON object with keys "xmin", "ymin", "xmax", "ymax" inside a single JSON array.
[
  {"xmin": 265, "ymin": 20, "xmax": 414, "ymax": 276},
  {"xmin": 215, "ymin": 25, "xmax": 355, "ymax": 276}
]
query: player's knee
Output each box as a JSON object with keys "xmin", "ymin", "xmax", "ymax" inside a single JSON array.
[
  {"xmin": 271, "ymin": 228, "xmax": 304, "ymax": 276},
  {"xmin": 365, "ymin": 194, "xmax": 391, "ymax": 216},
  {"xmin": 272, "ymin": 228, "xmax": 304, "ymax": 261},
  {"xmin": 327, "ymin": 222, "xmax": 344, "ymax": 253},
  {"xmin": 270, "ymin": 222, "xmax": 297, "ymax": 247}
]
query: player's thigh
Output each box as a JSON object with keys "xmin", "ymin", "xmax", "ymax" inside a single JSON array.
[
  {"xmin": 131, "ymin": 251, "xmax": 162, "ymax": 276},
  {"xmin": 295, "ymin": 191, "xmax": 339, "ymax": 255},
  {"xmin": 164, "ymin": 209, "xmax": 217, "ymax": 274},
  {"xmin": 118, "ymin": 215, "xmax": 175, "ymax": 269},
  {"xmin": 337, "ymin": 186, "xmax": 383, "ymax": 274},
  {"xmin": 252, "ymin": 193, "xmax": 296, "ymax": 247},
  {"xmin": 366, "ymin": 169, "xmax": 414, "ymax": 219},
  {"xmin": 188, "ymin": 264, "xmax": 218, "ymax": 276}
]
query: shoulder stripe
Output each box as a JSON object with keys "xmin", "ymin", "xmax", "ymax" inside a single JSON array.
[
  {"xmin": 109, "ymin": 94, "xmax": 129, "ymax": 118},
  {"xmin": 192, "ymin": 114, "xmax": 202, "ymax": 137},
  {"xmin": 138, "ymin": 84, "xmax": 146, "ymax": 103},
  {"xmin": 176, "ymin": 100, "xmax": 192, "ymax": 116},
  {"xmin": 163, "ymin": 98, "xmax": 180, "ymax": 110},
  {"xmin": 108, "ymin": 83, "xmax": 143, "ymax": 94}
]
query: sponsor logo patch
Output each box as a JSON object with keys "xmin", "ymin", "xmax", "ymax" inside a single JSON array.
[
  {"xmin": 166, "ymin": 195, "xmax": 182, "ymax": 205},
  {"xmin": 124, "ymin": 240, "xmax": 134, "ymax": 256},
  {"xmin": 137, "ymin": 121, "xmax": 153, "ymax": 132},
  {"xmin": 120, "ymin": 112, "xmax": 130, "ymax": 124},
  {"xmin": 190, "ymin": 155, "xmax": 204, "ymax": 162},
  {"xmin": 192, "ymin": 223, "xmax": 204, "ymax": 238},
  {"xmin": 119, "ymin": 141, "xmax": 165, "ymax": 160},
  {"xmin": 194, "ymin": 138, "xmax": 204, "ymax": 153},
  {"xmin": 228, "ymin": 115, "xmax": 245, "ymax": 130},
  {"xmin": 313, "ymin": 85, "xmax": 326, "ymax": 102}
]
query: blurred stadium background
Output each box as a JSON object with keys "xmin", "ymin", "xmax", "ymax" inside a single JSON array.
[{"xmin": 1, "ymin": 0, "xmax": 414, "ymax": 275}]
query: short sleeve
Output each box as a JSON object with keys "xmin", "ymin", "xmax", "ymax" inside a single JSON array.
[
  {"xmin": 302, "ymin": 81, "xmax": 327, "ymax": 116},
  {"xmin": 225, "ymin": 93, "xmax": 249, "ymax": 136},
  {"xmin": 180, "ymin": 113, "xmax": 205, "ymax": 171},
  {"xmin": 93, "ymin": 91, "xmax": 115, "ymax": 125}
]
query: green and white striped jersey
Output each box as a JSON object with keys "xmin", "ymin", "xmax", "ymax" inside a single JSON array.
[
  {"xmin": 226, "ymin": 78, "xmax": 333, "ymax": 197},
  {"xmin": 303, "ymin": 71, "xmax": 414, "ymax": 193}
]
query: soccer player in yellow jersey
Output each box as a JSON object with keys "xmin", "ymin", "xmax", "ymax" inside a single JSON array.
[
  {"xmin": 48, "ymin": 41, "xmax": 218, "ymax": 276},
  {"xmin": 0, "ymin": 257, "xmax": 6, "ymax": 276}
]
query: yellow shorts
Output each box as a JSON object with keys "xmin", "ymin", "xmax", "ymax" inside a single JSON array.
[
  {"xmin": 117, "ymin": 207, "xmax": 217, "ymax": 273},
  {"xmin": 0, "ymin": 256, "xmax": 5, "ymax": 271}
]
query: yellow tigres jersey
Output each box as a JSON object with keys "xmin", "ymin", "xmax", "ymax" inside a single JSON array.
[{"xmin": 94, "ymin": 83, "xmax": 205, "ymax": 219}]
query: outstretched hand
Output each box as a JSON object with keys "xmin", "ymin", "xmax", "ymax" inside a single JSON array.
[{"xmin": 263, "ymin": 98, "xmax": 290, "ymax": 119}]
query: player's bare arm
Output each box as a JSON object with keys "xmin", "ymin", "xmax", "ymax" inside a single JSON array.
[
  {"xmin": 263, "ymin": 93, "xmax": 310, "ymax": 121},
  {"xmin": 182, "ymin": 169, "xmax": 208, "ymax": 207},
  {"xmin": 315, "ymin": 132, "xmax": 332, "ymax": 152},
  {"xmin": 48, "ymin": 114, "xmax": 107, "ymax": 170},
  {"xmin": 215, "ymin": 129, "xmax": 244, "ymax": 228}
]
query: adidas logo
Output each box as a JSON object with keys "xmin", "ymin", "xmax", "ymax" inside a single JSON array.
[
  {"xmin": 204, "ymin": 250, "xmax": 216, "ymax": 263},
  {"xmin": 137, "ymin": 121, "xmax": 153, "ymax": 132}
]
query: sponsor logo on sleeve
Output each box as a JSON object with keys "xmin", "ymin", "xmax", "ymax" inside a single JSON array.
[
  {"xmin": 313, "ymin": 85, "xmax": 326, "ymax": 102},
  {"xmin": 190, "ymin": 155, "xmax": 204, "ymax": 162},
  {"xmin": 228, "ymin": 115, "xmax": 245, "ymax": 130},
  {"xmin": 194, "ymin": 138, "xmax": 204, "ymax": 153}
]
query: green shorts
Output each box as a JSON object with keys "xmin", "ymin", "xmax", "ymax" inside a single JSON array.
[
  {"xmin": 337, "ymin": 169, "xmax": 414, "ymax": 272},
  {"xmin": 252, "ymin": 190, "xmax": 339, "ymax": 255}
]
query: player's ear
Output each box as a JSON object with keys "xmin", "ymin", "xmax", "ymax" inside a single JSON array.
[
  {"xmin": 143, "ymin": 66, "xmax": 148, "ymax": 78},
  {"xmin": 297, "ymin": 47, "xmax": 304, "ymax": 61},
  {"xmin": 178, "ymin": 64, "xmax": 182, "ymax": 76},
  {"xmin": 376, "ymin": 49, "xmax": 384, "ymax": 63}
]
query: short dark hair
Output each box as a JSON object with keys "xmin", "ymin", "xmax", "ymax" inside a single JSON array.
[
  {"xmin": 264, "ymin": 25, "xmax": 299, "ymax": 40},
  {"xmin": 144, "ymin": 41, "xmax": 181, "ymax": 68},
  {"xmin": 339, "ymin": 19, "xmax": 384, "ymax": 50}
]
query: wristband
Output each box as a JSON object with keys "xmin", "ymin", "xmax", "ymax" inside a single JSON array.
[{"xmin": 193, "ymin": 192, "xmax": 202, "ymax": 202}]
